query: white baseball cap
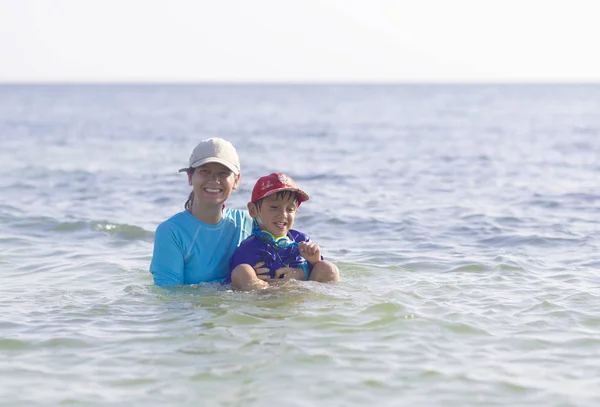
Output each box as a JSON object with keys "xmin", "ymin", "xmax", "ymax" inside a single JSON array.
[{"xmin": 178, "ymin": 138, "xmax": 240, "ymax": 174}]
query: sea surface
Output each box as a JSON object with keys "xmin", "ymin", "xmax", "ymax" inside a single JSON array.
[{"xmin": 1, "ymin": 84, "xmax": 599, "ymax": 406}]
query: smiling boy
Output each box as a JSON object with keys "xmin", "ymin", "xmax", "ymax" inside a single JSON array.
[{"xmin": 228, "ymin": 173, "xmax": 340, "ymax": 290}]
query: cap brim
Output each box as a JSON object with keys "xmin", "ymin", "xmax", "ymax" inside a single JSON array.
[
  {"xmin": 260, "ymin": 187, "xmax": 309, "ymax": 203},
  {"xmin": 179, "ymin": 157, "xmax": 240, "ymax": 174}
]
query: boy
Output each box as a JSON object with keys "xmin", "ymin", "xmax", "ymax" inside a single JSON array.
[{"xmin": 228, "ymin": 173, "xmax": 340, "ymax": 290}]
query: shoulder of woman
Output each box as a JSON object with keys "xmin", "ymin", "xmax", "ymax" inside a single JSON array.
[
  {"xmin": 224, "ymin": 207, "xmax": 252, "ymax": 220},
  {"xmin": 156, "ymin": 211, "xmax": 188, "ymax": 232}
]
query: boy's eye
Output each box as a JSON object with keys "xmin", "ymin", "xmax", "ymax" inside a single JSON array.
[{"xmin": 219, "ymin": 171, "xmax": 231, "ymax": 178}]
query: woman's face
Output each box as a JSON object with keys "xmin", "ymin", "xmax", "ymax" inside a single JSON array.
[{"xmin": 189, "ymin": 162, "xmax": 240, "ymax": 207}]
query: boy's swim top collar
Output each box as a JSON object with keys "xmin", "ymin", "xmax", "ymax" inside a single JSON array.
[
  {"xmin": 251, "ymin": 173, "xmax": 309, "ymax": 203},
  {"xmin": 252, "ymin": 219, "xmax": 298, "ymax": 249}
]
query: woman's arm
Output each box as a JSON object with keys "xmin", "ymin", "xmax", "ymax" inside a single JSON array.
[{"xmin": 149, "ymin": 222, "xmax": 185, "ymax": 287}]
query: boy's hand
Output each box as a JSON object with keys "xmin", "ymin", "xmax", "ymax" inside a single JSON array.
[{"xmin": 298, "ymin": 241, "xmax": 321, "ymax": 265}]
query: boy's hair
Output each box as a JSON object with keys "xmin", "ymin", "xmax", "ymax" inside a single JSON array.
[{"xmin": 253, "ymin": 191, "xmax": 300, "ymax": 210}]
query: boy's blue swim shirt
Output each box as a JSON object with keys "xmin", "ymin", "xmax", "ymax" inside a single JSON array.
[
  {"xmin": 228, "ymin": 229, "xmax": 313, "ymax": 281},
  {"xmin": 150, "ymin": 209, "xmax": 253, "ymax": 287}
]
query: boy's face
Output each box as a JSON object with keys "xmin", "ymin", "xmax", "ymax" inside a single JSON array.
[{"xmin": 248, "ymin": 192, "xmax": 299, "ymax": 238}]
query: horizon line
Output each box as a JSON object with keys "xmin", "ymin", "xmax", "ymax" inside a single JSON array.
[{"xmin": 1, "ymin": 80, "xmax": 600, "ymax": 86}]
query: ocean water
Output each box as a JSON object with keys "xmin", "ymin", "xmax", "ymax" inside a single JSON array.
[{"xmin": 1, "ymin": 84, "xmax": 599, "ymax": 406}]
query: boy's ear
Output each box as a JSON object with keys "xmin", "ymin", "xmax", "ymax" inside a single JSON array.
[{"xmin": 247, "ymin": 202, "xmax": 258, "ymax": 218}]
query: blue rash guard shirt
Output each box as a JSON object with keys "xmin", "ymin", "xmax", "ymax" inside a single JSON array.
[
  {"xmin": 150, "ymin": 209, "xmax": 253, "ymax": 287},
  {"xmin": 228, "ymin": 229, "xmax": 313, "ymax": 281}
]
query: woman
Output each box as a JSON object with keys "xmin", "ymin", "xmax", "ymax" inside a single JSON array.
[{"xmin": 150, "ymin": 138, "xmax": 253, "ymax": 287}]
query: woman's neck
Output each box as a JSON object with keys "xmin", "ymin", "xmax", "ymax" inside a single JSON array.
[{"xmin": 189, "ymin": 201, "xmax": 223, "ymax": 224}]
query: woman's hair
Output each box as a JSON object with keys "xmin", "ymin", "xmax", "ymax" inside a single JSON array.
[{"xmin": 184, "ymin": 168, "xmax": 195, "ymax": 210}]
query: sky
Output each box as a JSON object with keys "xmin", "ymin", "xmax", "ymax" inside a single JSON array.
[{"xmin": 1, "ymin": 0, "xmax": 599, "ymax": 83}]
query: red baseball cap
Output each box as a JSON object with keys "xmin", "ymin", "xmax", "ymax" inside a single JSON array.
[{"xmin": 251, "ymin": 173, "xmax": 310, "ymax": 204}]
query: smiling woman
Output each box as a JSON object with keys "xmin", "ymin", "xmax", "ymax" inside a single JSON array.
[{"xmin": 149, "ymin": 138, "xmax": 253, "ymax": 287}]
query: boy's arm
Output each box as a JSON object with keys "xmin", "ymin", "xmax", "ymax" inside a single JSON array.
[
  {"xmin": 229, "ymin": 239, "xmax": 264, "ymax": 276},
  {"xmin": 229, "ymin": 247, "xmax": 260, "ymax": 271}
]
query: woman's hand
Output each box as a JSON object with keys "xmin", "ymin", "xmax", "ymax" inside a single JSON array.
[
  {"xmin": 273, "ymin": 267, "xmax": 305, "ymax": 281},
  {"xmin": 298, "ymin": 241, "xmax": 321, "ymax": 265},
  {"xmin": 253, "ymin": 262, "xmax": 271, "ymax": 281},
  {"xmin": 253, "ymin": 262, "xmax": 305, "ymax": 283}
]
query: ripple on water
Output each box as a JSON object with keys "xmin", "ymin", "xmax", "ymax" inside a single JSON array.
[{"xmin": 3, "ymin": 84, "xmax": 600, "ymax": 406}]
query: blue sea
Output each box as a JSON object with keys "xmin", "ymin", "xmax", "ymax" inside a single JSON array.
[{"xmin": 1, "ymin": 84, "xmax": 599, "ymax": 406}]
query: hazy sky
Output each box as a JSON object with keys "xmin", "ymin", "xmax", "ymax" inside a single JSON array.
[{"xmin": 1, "ymin": 0, "xmax": 599, "ymax": 83}]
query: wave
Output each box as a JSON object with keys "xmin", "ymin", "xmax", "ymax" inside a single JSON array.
[{"xmin": 1, "ymin": 211, "xmax": 155, "ymax": 243}]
